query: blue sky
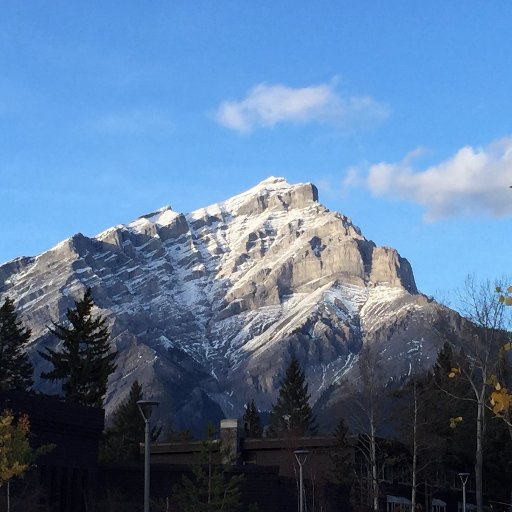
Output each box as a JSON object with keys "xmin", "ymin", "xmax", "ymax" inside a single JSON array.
[{"xmin": 1, "ymin": 1, "xmax": 511, "ymax": 304}]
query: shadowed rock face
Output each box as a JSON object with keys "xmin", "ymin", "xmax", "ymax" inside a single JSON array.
[{"xmin": 0, "ymin": 177, "xmax": 454, "ymax": 435}]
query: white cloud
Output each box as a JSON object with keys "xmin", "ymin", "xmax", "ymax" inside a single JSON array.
[
  {"xmin": 365, "ymin": 138, "xmax": 512, "ymax": 221},
  {"xmin": 214, "ymin": 81, "xmax": 389, "ymax": 133}
]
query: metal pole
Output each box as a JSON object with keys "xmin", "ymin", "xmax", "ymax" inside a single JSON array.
[
  {"xmin": 463, "ymin": 480, "xmax": 466, "ymax": 512},
  {"xmin": 294, "ymin": 450, "xmax": 308, "ymax": 512},
  {"xmin": 137, "ymin": 400, "xmax": 159, "ymax": 512},
  {"xmin": 299, "ymin": 462, "xmax": 304, "ymax": 512},
  {"xmin": 144, "ymin": 417, "xmax": 150, "ymax": 512},
  {"xmin": 458, "ymin": 473, "xmax": 469, "ymax": 512}
]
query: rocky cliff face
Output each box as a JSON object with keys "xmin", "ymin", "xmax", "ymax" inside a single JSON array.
[{"xmin": 0, "ymin": 177, "xmax": 455, "ymax": 434}]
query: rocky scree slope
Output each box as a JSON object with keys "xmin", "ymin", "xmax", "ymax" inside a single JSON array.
[{"xmin": 0, "ymin": 177, "xmax": 457, "ymax": 434}]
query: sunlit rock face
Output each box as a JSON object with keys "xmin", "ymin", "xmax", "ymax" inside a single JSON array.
[{"xmin": 0, "ymin": 177, "xmax": 455, "ymax": 434}]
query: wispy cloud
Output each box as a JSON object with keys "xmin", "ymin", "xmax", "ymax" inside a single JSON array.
[
  {"xmin": 214, "ymin": 80, "xmax": 389, "ymax": 133},
  {"xmin": 361, "ymin": 138, "xmax": 512, "ymax": 221},
  {"xmin": 90, "ymin": 110, "xmax": 173, "ymax": 136}
]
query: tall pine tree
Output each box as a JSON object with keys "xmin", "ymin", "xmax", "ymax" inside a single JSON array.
[
  {"xmin": 242, "ymin": 399, "xmax": 262, "ymax": 438},
  {"xmin": 39, "ymin": 288, "xmax": 117, "ymax": 407},
  {"xmin": 101, "ymin": 380, "xmax": 162, "ymax": 461},
  {"xmin": 0, "ymin": 297, "xmax": 33, "ymax": 391},
  {"xmin": 268, "ymin": 357, "xmax": 317, "ymax": 436}
]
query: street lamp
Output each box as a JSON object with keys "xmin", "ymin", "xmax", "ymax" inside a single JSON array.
[
  {"xmin": 137, "ymin": 400, "xmax": 159, "ymax": 512},
  {"xmin": 294, "ymin": 450, "xmax": 309, "ymax": 512},
  {"xmin": 458, "ymin": 472, "xmax": 470, "ymax": 512}
]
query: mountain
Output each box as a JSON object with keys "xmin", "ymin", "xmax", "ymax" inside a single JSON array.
[{"xmin": 0, "ymin": 177, "xmax": 459, "ymax": 434}]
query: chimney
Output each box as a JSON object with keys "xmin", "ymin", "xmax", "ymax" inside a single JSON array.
[{"xmin": 220, "ymin": 418, "xmax": 243, "ymax": 465}]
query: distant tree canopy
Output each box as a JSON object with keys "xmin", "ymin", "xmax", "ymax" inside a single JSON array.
[
  {"xmin": 0, "ymin": 297, "xmax": 34, "ymax": 392},
  {"xmin": 39, "ymin": 288, "xmax": 117, "ymax": 408},
  {"xmin": 268, "ymin": 357, "xmax": 317, "ymax": 436}
]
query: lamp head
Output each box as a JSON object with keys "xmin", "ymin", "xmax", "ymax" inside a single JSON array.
[
  {"xmin": 137, "ymin": 400, "xmax": 160, "ymax": 421},
  {"xmin": 294, "ymin": 449, "xmax": 309, "ymax": 465},
  {"xmin": 458, "ymin": 472, "xmax": 470, "ymax": 485}
]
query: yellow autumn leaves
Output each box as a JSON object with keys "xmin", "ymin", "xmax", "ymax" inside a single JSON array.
[
  {"xmin": 490, "ymin": 387, "xmax": 512, "ymax": 415},
  {"xmin": 448, "ymin": 367, "xmax": 461, "ymax": 379},
  {"xmin": 449, "ymin": 416, "xmax": 463, "ymax": 429},
  {"xmin": 446, "ymin": 284, "xmax": 512, "ymax": 423},
  {"xmin": 496, "ymin": 286, "xmax": 512, "ymax": 306},
  {"xmin": 448, "ymin": 366, "xmax": 512, "ymax": 421},
  {"xmin": 0, "ymin": 410, "xmax": 32, "ymax": 486}
]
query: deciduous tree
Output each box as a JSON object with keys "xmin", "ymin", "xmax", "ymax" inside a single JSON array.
[
  {"xmin": 443, "ymin": 276, "xmax": 511, "ymax": 512},
  {"xmin": 0, "ymin": 409, "xmax": 51, "ymax": 512},
  {"xmin": 394, "ymin": 367, "xmax": 452, "ymax": 512},
  {"xmin": 0, "ymin": 410, "xmax": 32, "ymax": 487},
  {"xmin": 350, "ymin": 342, "xmax": 384, "ymax": 512}
]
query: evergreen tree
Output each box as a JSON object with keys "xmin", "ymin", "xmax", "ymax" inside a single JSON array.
[
  {"xmin": 39, "ymin": 288, "xmax": 117, "ymax": 407},
  {"xmin": 102, "ymin": 381, "xmax": 144, "ymax": 462},
  {"xmin": 330, "ymin": 417, "xmax": 353, "ymax": 487},
  {"xmin": 102, "ymin": 380, "xmax": 162, "ymax": 462},
  {"xmin": 172, "ymin": 425, "xmax": 247, "ymax": 512},
  {"xmin": 0, "ymin": 297, "xmax": 33, "ymax": 391},
  {"xmin": 242, "ymin": 399, "xmax": 262, "ymax": 438},
  {"xmin": 268, "ymin": 357, "xmax": 317, "ymax": 436},
  {"xmin": 427, "ymin": 342, "xmax": 475, "ymax": 468}
]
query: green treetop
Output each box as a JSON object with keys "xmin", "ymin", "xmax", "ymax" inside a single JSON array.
[
  {"xmin": 0, "ymin": 297, "xmax": 34, "ymax": 392},
  {"xmin": 268, "ymin": 357, "xmax": 317, "ymax": 436},
  {"xmin": 242, "ymin": 399, "xmax": 262, "ymax": 438},
  {"xmin": 102, "ymin": 380, "xmax": 145, "ymax": 461},
  {"xmin": 39, "ymin": 288, "xmax": 117, "ymax": 408}
]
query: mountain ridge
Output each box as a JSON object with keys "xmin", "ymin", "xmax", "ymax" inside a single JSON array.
[{"xmin": 0, "ymin": 177, "xmax": 454, "ymax": 434}]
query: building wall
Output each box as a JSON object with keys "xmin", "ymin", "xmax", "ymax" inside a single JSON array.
[{"xmin": 0, "ymin": 391, "xmax": 104, "ymax": 512}]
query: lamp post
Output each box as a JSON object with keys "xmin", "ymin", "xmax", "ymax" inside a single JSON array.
[
  {"xmin": 294, "ymin": 450, "xmax": 309, "ymax": 512},
  {"xmin": 458, "ymin": 472, "xmax": 470, "ymax": 512},
  {"xmin": 137, "ymin": 400, "xmax": 159, "ymax": 512}
]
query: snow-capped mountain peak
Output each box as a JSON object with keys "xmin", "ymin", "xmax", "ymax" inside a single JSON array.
[{"xmin": 0, "ymin": 178, "xmax": 456, "ymax": 433}]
